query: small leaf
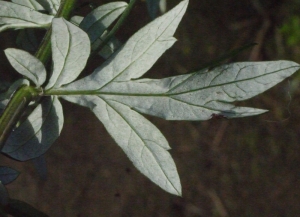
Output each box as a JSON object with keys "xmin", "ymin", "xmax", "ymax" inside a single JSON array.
[
  {"xmin": 2, "ymin": 96, "xmax": 64, "ymax": 161},
  {"xmin": 45, "ymin": 18, "xmax": 90, "ymax": 89},
  {"xmin": 0, "ymin": 167, "xmax": 20, "ymax": 185},
  {"xmin": 5, "ymin": 48, "xmax": 46, "ymax": 87},
  {"xmin": 0, "ymin": 182, "xmax": 8, "ymax": 206},
  {"xmin": 11, "ymin": 0, "xmax": 44, "ymax": 11},
  {"xmin": 0, "ymin": 1, "xmax": 53, "ymax": 33},
  {"xmin": 36, "ymin": 0, "xmax": 60, "ymax": 15},
  {"xmin": 79, "ymin": 2, "xmax": 128, "ymax": 44},
  {"xmin": 64, "ymin": 0, "xmax": 189, "ymax": 91},
  {"xmin": 63, "ymin": 95, "xmax": 182, "ymax": 195}
]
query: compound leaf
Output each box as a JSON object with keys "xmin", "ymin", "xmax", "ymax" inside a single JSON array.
[
  {"xmin": 5, "ymin": 48, "xmax": 46, "ymax": 87},
  {"xmin": 0, "ymin": 1, "xmax": 53, "ymax": 33},
  {"xmin": 2, "ymin": 96, "xmax": 64, "ymax": 161},
  {"xmin": 0, "ymin": 167, "xmax": 20, "ymax": 185},
  {"xmin": 46, "ymin": 18, "xmax": 90, "ymax": 89},
  {"xmin": 63, "ymin": 95, "xmax": 181, "ymax": 195}
]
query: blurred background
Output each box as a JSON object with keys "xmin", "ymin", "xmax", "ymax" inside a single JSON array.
[{"xmin": 1, "ymin": 0, "xmax": 300, "ymax": 216}]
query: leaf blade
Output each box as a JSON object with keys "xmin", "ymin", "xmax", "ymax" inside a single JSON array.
[
  {"xmin": 46, "ymin": 18, "xmax": 90, "ymax": 89},
  {"xmin": 79, "ymin": 1, "xmax": 128, "ymax": 44},
  {"xmin": 11, "ymin": 0, "xmax": 44, "ymax": 11},
  {"xmin": 4, "ymin": 48, "xmax": 46, "ymax": 87},
  {"xmin": 2, "ymin": 96, "xmax": 64, "ymax": 161},
  {"xmin": 0, "ymin": 167, "xmax": 20, "ymax": 185},
  {"xmin": 0, "ymin": 1, "xmax": 53, "ymax": 32},
  {"xmin": 92, "ymin": 61, "xmax": 300, "ymax": 120},
  {"xmin": 63, "ymin": 95, "xmax": 182, "ymax": 195}
]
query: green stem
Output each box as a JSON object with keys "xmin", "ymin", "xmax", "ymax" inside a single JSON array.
[
  {"xmin": 35, "ymin": 0, "xmax": 78, "ymax": 64},
  {"xmin": 0, "ymin": 0, "xmax": 78, "ymax": 150},
  {"xmin": 93, "ymin": 0, "xmax": 137, "ymax": 55},
  {"xmin": 0, "ymin": 86, "xmax": 39, "ymax": 150}
]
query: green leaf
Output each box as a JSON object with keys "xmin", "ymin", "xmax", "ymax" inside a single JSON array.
[
  {"xmin": 0, "ymin": 1, "xmax": 53, "ymax": 33},
  {"xmin": 63, "ymin": 0, "xmax": 188, "ymax": 91},
  {"xmin": 70, "ymin": 15, "xmax": 121, "ymax": 59},
  {"xmin": 63, "ymin": 95, "xmax": 181, "ymax": 195},
  {"xmin": 45, "ymin": 18, "xmax": 90, "ymax": 89},
  {"xmin": 79, "ymin": 2, "xmax": 127, "ymax": 44},
  {"xmin": 11, "ymin": 0, "xmax": 44, "ymax": 11},
  {"xmin": 92, "ymin": 61, "xmax": 300, "ymax": 120},
  {"xmin": 2, "ymin": 96, "xmax": 64, "ymax": 161},
  {"xmin": 4, "ymin": 48, "xmax": 46, "ymax": 87},
  {"xmin": 70, "ymin": 15, "xmax": 84, "ymax": 26},
  {"xmin": 0, "ymin": 167, "xmax": 20, "ymax": 185},
  {"xmin": 36, "ymin": 0, "xmax": 60, "ymax": 15}
]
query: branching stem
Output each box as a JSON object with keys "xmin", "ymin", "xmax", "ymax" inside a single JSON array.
[{"xmin": 0, "ymin": 0, "xmax": 78, "ymax": 150}]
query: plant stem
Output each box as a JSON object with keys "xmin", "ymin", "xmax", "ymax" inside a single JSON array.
[
  {"xmin": 0, "ymin": 86, "xmax": 39, "ymax": 150},
  {"xmin": 0, "ymin": 0, "xmax": 78, "ymax": 150}
]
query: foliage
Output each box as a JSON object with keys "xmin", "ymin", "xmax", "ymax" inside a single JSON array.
[{"xmin": 0, "ymin": 0, "xmax": 299, "ymax": 216}]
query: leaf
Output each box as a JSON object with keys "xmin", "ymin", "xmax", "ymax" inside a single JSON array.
[
  {"xmin": 5, "ymin": 48, "xmax": 46, "ymax": 87},
  {"xmin": 11, "ymin": 0, "xmax": 44, "ymax": 11},
  {"xmin": 70, "ymin": 15, "xmax": 84, "ymax": 26},
  {"xmin": 2, "ymin": 96, "xmax": 64, "ymax": 161},
  {"xmin": 45, "ymin": 18, "xmax": 90, "ymax": 89},
  {"xmin": 97, "ymin": 61, "xmax": 299, "ymax": 120},
  {"xmin": 64, "ymin": 0, "xmax": 188, "ymax": 91},
  {"xmin": 0, "ymin": 167, "xmax": 20, "ymax": 185},
  {"xmin": 79, "ymin": 2, "xmax": 127, "ymax": 44},
  {"xmin": 0, "ymin": 1, "xmax": 53, "ymax": 33},
  {"xmin": 63, "ymin": 95, "xmax": 181, "ymax": 195},
  {"xmin": 36, "ymin": 0, "xmax": 60, "ymax": 15},
  {"xmin": 92, "ymin": 31, "xmax": 122, "ymax": 59},
  {"xmin": 0, "ymin": 182, "xmax": 8, "ymax": 206}
]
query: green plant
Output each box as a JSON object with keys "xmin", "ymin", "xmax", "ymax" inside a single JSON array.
[{"xmin": 0, "ymin": 0, "xmax": 299, "ymax": 216}]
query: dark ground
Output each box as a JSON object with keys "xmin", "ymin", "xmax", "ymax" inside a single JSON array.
[{"xmin": 1, "ymin": 0, "xmax": 300, "ymax": 216}]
